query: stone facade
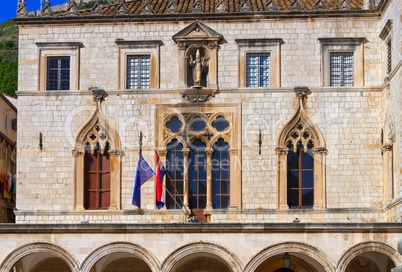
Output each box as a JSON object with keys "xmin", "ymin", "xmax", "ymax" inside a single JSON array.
[{"xmin": 2, "ymin": 0, "xmax": 402, "ymax": 271}]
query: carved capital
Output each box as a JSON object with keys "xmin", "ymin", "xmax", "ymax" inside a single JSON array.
[
  {"xmin": 312, "ymin": 147, "xmax": 328, "ymax": 155},
  {"xmin": 72, "ymin": 149, "xmax": 84, "ymax": 157},
  {"xmin": 157, "ymin": 150, "xmax": 167, "ymax": 157},
  {"xmin": 228, "ymin": 148, "xmax": 238, "ymax": 156},
  {"xmin": 382, "ymin": 144, "xmax": 393, "ymax": 154},
  {"xmin": 275, "ymin": 147, "xmax": 288, "ymax": 156},
  {"xmin": 109, "ymin": 149, "xmax": 124, "ymax": 157},
  {"xmin": 205, "ymin": 148, "xmax": 214, "ymax": 157},
  {"xmin": 182, "ymin": 148, "xmax": 190, "ymax": 157}
]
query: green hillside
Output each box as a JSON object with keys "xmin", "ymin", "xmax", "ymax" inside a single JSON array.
[{"xmin": 0, "ymin": 20, "xmax": 18, "ymax": 97}]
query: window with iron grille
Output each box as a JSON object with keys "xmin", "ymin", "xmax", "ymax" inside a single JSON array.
[
  {"xmin": 46, "ymin": 57, "xmax": 70, "ymax": 90},
  {"xmin": 329, "ymin": 52, "xmax": 354, "ymax": 86},
  {"xmin": 387, "ymin": 40, "xmax": 392, "ymax": 74},
  {"xmin": 246, "ymin": 53, "xmax": 271, "ymax": 87},
  {"xmin": 126, "ymin": 55, "xmax": 151, "ymax": 89}
]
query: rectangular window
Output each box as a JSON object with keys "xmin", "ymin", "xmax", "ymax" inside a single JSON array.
[
  {"xmin": 46, "ymin": 57, "xmax": 70, "ymax": 90},
  {"xmin": 387, "ymin": 41, "xmax": 392, "ymax": 74},
  {"xmin": 126, "ymin": 55, "xmax": 151, "ymax": 89},
  {"xmin": 246, "ymin": 53, "xmax": 271, "ymax": 87},
  {"xmin": 329, "ymin": 52, "xmax": 354, "ymax": 86}
]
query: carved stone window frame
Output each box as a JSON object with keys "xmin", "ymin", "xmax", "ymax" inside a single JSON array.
[
  {"xmin": 156, "ymin": 103, "xmax": 241, "ymax": 213},
  {"xmin": 115, "ymin": 40, "xmax": 162, "ymax": 90},
  {"xmin": 36, "ymin": 42, "xmax": 82, "ymax": 91},
  {"xmin": 319, "ymin": 38, "xmax": 367, "ymax": 87},
  {"xmin": 236, "ymin": 39, "xmax": 284, "ymax": 88},
  {"xmin": 379, "ymin": 20, "xmax": 393, "ymax": 78}
]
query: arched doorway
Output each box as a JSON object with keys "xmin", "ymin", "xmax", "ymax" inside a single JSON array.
[{"xmin": 345, "ymin": 252, "xmax": 395, "ymax": 272}]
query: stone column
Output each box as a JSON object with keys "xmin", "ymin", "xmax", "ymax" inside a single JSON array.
[
  {"xmin": 72, "ymin": 149, "xmax": 85, "ymax": 211},
  {"xmin": 312, "ymin": 147, "xmax": 327, "ymax": 209},
  {"xmin": 205, "ymin": 148, "xmax": 213, "ymax": 213},
  {"xmin": 228, "ymin": 148, "xmax": 240, "ymax": 209},
  {"xmin": 182, "ymin": 148, "xmax": 190, "ymax": 213},
  {"xmin": 382, "ymin": 144, "xmax": 394, "ymax": 205},
  {"xmin": 109, "ymin": 149, "xmax": 124, "ymax": 210},
  {"xmin": 275, "ymin": 147, "xmax": 288, "ymax": 209}
]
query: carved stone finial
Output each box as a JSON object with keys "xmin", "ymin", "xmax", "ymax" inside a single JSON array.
[
  {"xmin": 116, "ymin": 0, "xmax": 128, "ymax": 15},
  {"xmin": 142, "ymin": 0, "xmax": 153, "ymax": 14},
  {"xmin": 66, "ymin": 0, "xmax": 79, "ymax": 16},
  {"xmin": 294, "ymin": 86, "xmax": 311, "ymax": 99},
  {"xmin": 17, "ymin": 0, "xmax": 29, "ymax": 18},
  {"xmin": 240, "ymin": 0, "xmax": 252, "ymax": 12},
  {"xmin": 166, "ymin": 0, "xmax": 178, "ymax": 13},
  {"xmin": 192, "ymin": 0, "xmax": 204, "ymax": 13},
  {"xmin": 314, "ymin": 0, "xmax": 326, "ymax": 10},
  {"xmin": 290, "ymin": 0, "xmax": 301, "ymax": 11},
  {"xmin": 216, "ymin": 0, "xmax": 228, "ymax": 13},
  {"xmin": 41, "ymin": 0, "xmax": 53, "ymax": 17},
  {"xmin": 91, "ymin": 0, "xmax": 104, "ymax": 16},
  {"xmin": 339, "ymin": 0, "xmax": 351, "ymax": 10},
  {"xmin": 265, "ymin": 0, "xmax": 278, "ymax": 11}
]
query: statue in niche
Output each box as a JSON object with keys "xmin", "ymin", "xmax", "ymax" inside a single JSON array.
[{"xmin": 187, "ymin": 47, "xmax": 209, "ymax": 87}]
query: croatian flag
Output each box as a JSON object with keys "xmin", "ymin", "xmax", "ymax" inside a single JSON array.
[
  {"xmin": 132, "ymin": 154, "xmax": 155, "ymax": 209},
  {"xmin": 155, "ymin": 151, "xmax": 167, "ymax": 209}
]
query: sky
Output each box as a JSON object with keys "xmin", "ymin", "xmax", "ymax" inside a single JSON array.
[{"xmin": 0, "ymin": 0, "xmax": 68, "ymax": 24}]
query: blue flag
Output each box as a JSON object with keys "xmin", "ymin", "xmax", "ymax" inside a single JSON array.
[{"xmin": 132, "ymin": 155, "xmax": 155, "ymax": 209}]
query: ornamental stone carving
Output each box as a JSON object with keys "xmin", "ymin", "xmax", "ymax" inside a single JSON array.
[
  {"xmin": 339, "ymin": 0, "xmax": 351, "ymax": 10},
  {"xmin": 116, "ymin": 0, "xmax": 128, "ymax": 15},
  {"xmin": 314, "ymin": 0, "xmax": 326, "ymax": 10},
  {"xmin": 91, "ymin": 0, "xmax": 104, "ymax": 16},
  {"xmin": 41, "ymin": 0, "xmax": 53, "ymax": 17},
  {"xmin": 216, "ymin": 0, "xmax": 228, "ymax": 13},
  {"xmin": 166, "ymin": 0, "xmax": 178, "ymax": 13},
  {"xmin": 66, "ymin": 0, "xmax": 78, "ymax": 16},
  {"xmin": 240, "ymin": 0, "xmax": 252, "ymax": 12},
  {"xmin": 17, "ymin": 0, "xmax": 29, "ymax": 18},
  {"xmin": 265, "ymin": 0, "xmax": 278, "ymax": 11},
  {"xmin": 192, "ymin": 0, "xmax": 204, "ymax": 13},
  {"xmin": 290, "ymin": 0, "xmax": 302, "ymax": 11},
  {"xmin": 142, "ymin": 0, "xmax": 153, "ymax": 15}
]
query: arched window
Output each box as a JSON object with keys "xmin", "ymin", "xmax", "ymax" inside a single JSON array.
[
  {"xmin": 157, "ymin": 108, "xmax": 240, "ymax": 219},
  {"xmin": 73, "ymin": 97, "xmax": 123, "ymax": 211},
  {"xmin": 277, "ymin": 91, "xmax": 326, "ymax": 210},
  {"xmin": 287, "ymin": 140, "xmax": 314, "ymax": 208},
  {"xmin": 212, "ymin": 138, "xmax": 230, "ymax": 209},
  {"xmin": 166, "ymin": 139, "xmax": 184, "ymax": 209}
]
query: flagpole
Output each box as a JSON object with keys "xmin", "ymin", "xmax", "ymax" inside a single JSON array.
[{"xmin": 139, "ymin": 131, "xmax": 143, "ymax": 156}]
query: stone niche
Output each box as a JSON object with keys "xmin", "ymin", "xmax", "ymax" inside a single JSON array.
[{"xmin": 173, "ymin": 21, "xmax": 223, "ymax": 102}]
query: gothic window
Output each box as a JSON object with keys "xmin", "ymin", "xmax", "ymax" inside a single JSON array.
[
  {"xmin": 73, "ymin": 95, "xmax": 123, "ymax": 211},
  {"xmin": 277, "ymin": 91, "xmax": 326, "ymax": 210},
  {"xmin": 246, "ymin": 53, "xmax": 271, "ymax": 87},
  {"xmin": 157, "ymin": 106, "xmax": 240, "ymax": 216},
  {"xmin": 126, "ymin": 55, "xmax": 151, "ymax": 89},
  {"xmin": 47, "ymin": 57, "xmax": 70, "ymax": 90},
  {"xmin": 287, "ymin": 139, "xmax": 314, "ymax": 208},
  {"xmin": 166, "ymin": 139, "xmax": 184, "ymax": 209},
  {"xmin": 329, "ymin": 52, "xmax": 354, "ymax": 86}
]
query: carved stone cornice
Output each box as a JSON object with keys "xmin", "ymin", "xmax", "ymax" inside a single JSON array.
[
  {"xmin": 66, "ymin": 0, "xmax": 79, "ymax": 16},
  {"xmin": 142, "ymin": 0, "xmax": 153, "ymax": 15},
  {"xmin": 339, "ymin": 0, "xmax": 351, "ymax": 10},
  {"xmin": 41, "ymin": 0, "xmax": 53, "ymax": 17},
  {"xmin": 240, "ymin": 0, "xmax": 252, "ymax": 12},
  {"xmin": 116, "ymin": 0, "xmax": 129, "ymax": 15},
  {"xmin": 166, "ymin": 0, "xmax": 178, "ymax": 14},
  {"xmin": 192, "ymin": 0, "xmax": 204, "ymax": 13},
  {"xmin": 72, "ymin": 149, "xmax": 84, "ymax": 157},
  {"xmin": 265, "ymin": 0, "xmax": 278, "ymax": 11},
  {"xmin": 275, "ymin": 147, "xmax": 288, "ymax": 156},
  {"xmin": 314, "ymin": 0, "xmax": 326, "ymax": 10},
  {"xmin": 91, "ymin": 0, "xmax": 104, "ymax": 16},
  {"xmin": 17, "ymin": 0, "xmax": 29, "ymax": 18}
]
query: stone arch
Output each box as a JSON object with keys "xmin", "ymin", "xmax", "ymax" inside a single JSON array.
[
  {"xmin": 337, "ymin": 241, "xmax": 402, "ymax": 272},
  {"xmin": 0, "ymin": 242, "xmax": 79, "ymax": 272},
  {"xmin": 161, "ymin": 241, "xmax": 243, "ymax": 272},
  {"xmin": 244, "ymin": 242, "xmax": 336, "ymax": 272},
  {"xmin": 72, "ymin": 95, "xmax": 123, "ymax": 211},
  {"xmin": 81, "ymin": 241, "xmax": 160, "ymax": 272},
  {"xmin": 276, "ymin": 91, "xmax": 327, "ymax": 209}
]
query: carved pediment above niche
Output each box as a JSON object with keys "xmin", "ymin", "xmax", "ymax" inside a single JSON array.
[{"xmin": 173, "ymin": 21, "xmax": 223, "ymax": 101}]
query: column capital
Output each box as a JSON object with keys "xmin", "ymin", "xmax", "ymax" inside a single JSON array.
[
  {"xmin": 228, "ymin": 148, "xmax": 238, "ymax": 156},
  {"xmin": 382, "ymin": 144, "xmax": 393, "ymax": 154},
  {"xmin": 312, "ymin": 147, "xmax": 328, "ymax": 155},
  {"xmin": 72, "ymin": 149, "xmax": 84, "ymax": 157},
  {"xmin": 109, "ymin": 149, "xmax": 125, "ymax": 157},
  {"xmin": 275, "ymin": 147, "xmax": 288, "ymax": 156}
]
